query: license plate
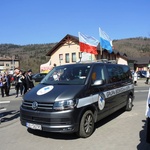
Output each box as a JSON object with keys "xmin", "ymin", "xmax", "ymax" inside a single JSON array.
[{"xmin": 26, "ymin": 122, "xmax": 42, "ymax": 130}]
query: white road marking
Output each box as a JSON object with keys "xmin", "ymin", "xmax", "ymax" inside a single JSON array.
[{"xmin": 135, "ymin": 90, "xmax": 149, "ymax": 93}]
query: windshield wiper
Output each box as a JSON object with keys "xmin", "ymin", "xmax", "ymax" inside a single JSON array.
[{"xmin": 55, "ymin": 82, "xmax": 70, "ymax": 85}]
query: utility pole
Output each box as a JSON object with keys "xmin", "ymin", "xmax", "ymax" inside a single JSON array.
[{"xmin": 12, "ymin": 55, "xmax": 15, "ymax": 73}]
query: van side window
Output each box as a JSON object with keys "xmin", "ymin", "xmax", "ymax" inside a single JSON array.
[
  {"xmin": 106, "ymin": 65, "xmax": 124, "ymax": 83},
  {"xmin": 117, "ymin": 66, "xmax": 124, "ymax": 81},
  {"xmin": 122, "ymin": 65, "xmax": 131, "ymax": 80},
  {"xmin": 91, "ymin": 65, "xmax": 105, "ymax": 84},
  {"xmin": 106, "ymin": 65, "xmax": 131, "ymax": 83},
  {"xmin": 106, "ymin": 65, "xmax": 116, "ymax": 83}
]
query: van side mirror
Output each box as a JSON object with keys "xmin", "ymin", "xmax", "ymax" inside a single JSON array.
[{"xmin": 92, "ymin": 80, "xmax": 104, "ymax": 86}]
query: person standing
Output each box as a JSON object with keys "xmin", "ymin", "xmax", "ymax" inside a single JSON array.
[
  {"xmin": 146, "ymin": 68, "xmax": 150, "ymax": 84},
  {"xmin": 0, "ymin": 74, "xmax": 7, "ymax": 97},
  {"xmin": 133, "ymin": 70, "xmax": 138, "ymax": 86},
  {"xmin": 15, "ymin": 70, "xmax": 23, "ymax": 97},
  {"xmin": 13, "ymin": 68, "xmax": 24, "ymax": 97},
  {"xmin": 5, "ymin": 72, "xmax": 11, "ymax": 96},
  {"xmin": 145, "ymin": 88, "xmax": 150, "ymax": 143},
  {"xmin": 21, "ymin": 71, "xmax": 27, "ymax": 95},
  {"xmin": 18, "ymin": 70, "xmax": 24, "ymax": 96},
  {"xmin": 0, "ymin": 74, "xmax": 4, "ymax": 97},
  {"xmin": 26, "ymin": 69, "xmax": 34, "ymax": 91}
]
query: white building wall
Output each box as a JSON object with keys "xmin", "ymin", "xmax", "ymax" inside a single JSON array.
[
  {"xmin": 50, "ymin": 42, "xmax": 80, "ymax": 66},
  {"xmin": 117, "ymin": 57, "xmax": 128, "ymax": 65}
]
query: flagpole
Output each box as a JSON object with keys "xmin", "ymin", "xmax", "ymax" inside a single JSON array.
[
  {"xmin": 99, "ymin": 28, "xmax": 102, "ymax": 59},
  {"xmin": 100, "ymin": 47, "xmax": 103, "ymax": 59}
]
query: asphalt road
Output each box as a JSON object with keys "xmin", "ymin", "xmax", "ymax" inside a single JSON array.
[{"xmin": 0, "ymin": 80, "xmax": 150, "ymax": 150}]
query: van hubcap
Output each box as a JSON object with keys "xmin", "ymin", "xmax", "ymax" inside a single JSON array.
[{"xmin": 84, "ymin": 114, "xmax": 93, "ymax": 133}]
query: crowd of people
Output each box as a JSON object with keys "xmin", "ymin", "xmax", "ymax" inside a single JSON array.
[{"xmin": 0, "ymin": 68, "xmax": 34, "ymax": 98}]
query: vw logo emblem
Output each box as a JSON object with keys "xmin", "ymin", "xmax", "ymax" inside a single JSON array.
[{"xmin": 32, "ymin": 101, "xmax": 38, "ymax": 110}]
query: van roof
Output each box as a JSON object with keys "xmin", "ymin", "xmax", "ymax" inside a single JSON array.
[{"xmin": 78, "ymin": 59, "xmax": 117, "ymax": 64}]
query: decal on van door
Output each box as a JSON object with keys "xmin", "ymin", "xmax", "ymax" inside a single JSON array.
[
  {"xmin": 98, "ymin": 94, "xmax": 105, "ymax": 110},
  {"xmin": 76, "ymin": 85, "xmax": 133, "ymax": 109},
  {"xmin": 76, "ymin": 94, "xmax": 105, "ymax": 109},
  {"xmin": 103, "ymin": 84, "xmax": 134, "ymax": 98},
  {"xmin": 37, "ymin": 86, "xmax": 54, "ymax": 95}
]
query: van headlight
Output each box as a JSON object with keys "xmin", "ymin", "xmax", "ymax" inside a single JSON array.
[{"xmin": 53, "ymin": 100, "xmax": 76, "ymax": 110}]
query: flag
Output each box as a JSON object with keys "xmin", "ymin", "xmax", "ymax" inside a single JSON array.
[
  {"xmin": 145, "ymin": 88, "xmax": 150, "ymax": 117},
  {"xmin": 99, "ymin": 27, "xmax": 113, "ymax": 53},
  {"xmin": 78, "ymin": 32, "xmax": 99, "ymax": 55}
]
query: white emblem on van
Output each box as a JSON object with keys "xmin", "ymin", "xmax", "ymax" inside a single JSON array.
[
  {"xmin": 37, "ymin": 86, "xmax": 54, "ymax": 95},
  {"xmin": 98, "ymin": 94, "xmax": 105, "ymax": 110}
]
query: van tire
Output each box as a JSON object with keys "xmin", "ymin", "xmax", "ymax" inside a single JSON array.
[
  {"xmin": 125, "ymin": 95, "xmax": 133, "ymax": 111},
  {"xmin": 77, "ymin": 110, "xmax": 94, "ymax": 138}
]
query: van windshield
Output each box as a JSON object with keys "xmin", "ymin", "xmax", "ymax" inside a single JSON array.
[{"xmin": 41, "ymin": 64, "xmax": 91, "ymax": 85}]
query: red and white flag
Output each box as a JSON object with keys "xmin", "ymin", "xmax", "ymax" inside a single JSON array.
[{"xmin": 78, "ymin": 32, "xmax": 99, "ymax": 55}]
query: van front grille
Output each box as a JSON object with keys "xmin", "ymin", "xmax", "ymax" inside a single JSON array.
[{"xmin": 22, "ymin": 101, "xmax": 54, "ymax": 112}]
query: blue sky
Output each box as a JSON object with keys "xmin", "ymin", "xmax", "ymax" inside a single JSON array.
[{"xmin": 0, "ymin": 0, "xmax": 150, "ymax": 45}]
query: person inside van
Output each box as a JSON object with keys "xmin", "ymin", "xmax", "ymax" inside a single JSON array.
[
  {"xmin": 60, "ymin": 69, "xmax": 73, "ymax": 81},
  {"xmin": 53, "ymin": 71, "xmax": 59, "ymax": 81}
]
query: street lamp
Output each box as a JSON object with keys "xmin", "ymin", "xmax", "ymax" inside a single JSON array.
[{"xmin": 12, "ymin": 56, "xmax": 15, "ymax": 73}]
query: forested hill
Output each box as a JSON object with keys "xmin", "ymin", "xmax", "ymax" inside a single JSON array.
[
  {"xmin": 0, "ymin": 37, "xmax": 150, "ymax": 73},
  {"xmin": 113, "ymin": 37, "xmax": 150, "ymax": 58},
  {"xmin": 0, "ymin": 43, "xmax": 56, "ymax": 73}
]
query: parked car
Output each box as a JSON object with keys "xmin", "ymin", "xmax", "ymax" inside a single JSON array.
[
  {"xmin": 131, "ymin": 70, "xmax": 140, "ymax": 80},
  {"xmin": 32, "ymin": 73, "xmax": 47, "ymax": 82},
  {"xmin": 137, "ymin": 70, "xmax": 147, "ymax": 78}
]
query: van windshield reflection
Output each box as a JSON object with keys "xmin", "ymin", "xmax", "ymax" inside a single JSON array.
[{"xmin": 41, "ymin": 64, "xmax": 91, "ymax": 85}]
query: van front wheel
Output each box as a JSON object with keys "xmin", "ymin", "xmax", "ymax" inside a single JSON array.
[{"xmin": 77, "ymin": 110, "xmax": 94, "ymax": 138}]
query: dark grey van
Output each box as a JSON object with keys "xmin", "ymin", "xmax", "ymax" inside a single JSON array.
[{"xmin": 20, "ymin": 61, "xmax": 134, "ymax": 138}]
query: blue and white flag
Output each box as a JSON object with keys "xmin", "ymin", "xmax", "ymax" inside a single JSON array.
[{"xmin": 99, "ymin": 27, "xmax": 113, "ymax": 53}]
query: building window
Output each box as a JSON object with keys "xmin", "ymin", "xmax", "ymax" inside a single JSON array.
[
  {"xmin": 59, "ymin": 54, "xmax": 63, "ymax": 61},
  {"xmin": 65, "ymin": 53, "xmax": 69, "ymax": 63},
  {"xmin": 72, "ymin": 53, "xmax": 76, "ymax": 62},
  {"xmin": 59, "ymin": 54, "xmax": 63, "ymax": 65},
  {"xmin": 6, "ymin": 64, "xmax": 9, "ymax": 67},
  {"xmin": 0, "ymin": 63, "xmax": 4, "ymax": 66}
]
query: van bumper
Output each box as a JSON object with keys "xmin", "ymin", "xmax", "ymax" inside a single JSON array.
[{"xmin": 20, "ymin": 106, "xmax": 80, "ymax": 133}]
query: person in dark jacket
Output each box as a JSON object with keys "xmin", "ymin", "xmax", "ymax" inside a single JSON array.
[
  {"xmin": 22, "ymin": 71, "xmax": 27, "ymax": 94},
  {"xmin": 5, "ymin": 72, "xmax": 11, "ymax": 96},
  {"xmin": 26, "ymin": 69, "xmax": 34, "ymax": 91},
  {"xmin": 14, "ymin": 70, "xmax": 24, "ymax": 97},
  {"xmin": 0, "ymin": 74, "xmax": 5, "ymax": 97}
]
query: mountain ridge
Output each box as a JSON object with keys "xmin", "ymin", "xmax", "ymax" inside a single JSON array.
[{"xmin": 0, "ymin": 37, "xmax": 150, "ymax": 73}]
